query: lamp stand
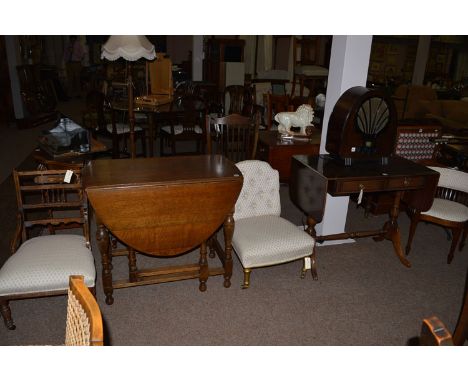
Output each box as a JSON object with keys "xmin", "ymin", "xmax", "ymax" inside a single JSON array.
[{"xmin": 127, "ymin": 63, "xmax": 136, "ymax": 159}]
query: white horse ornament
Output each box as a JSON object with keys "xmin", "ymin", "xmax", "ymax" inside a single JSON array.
[{"xmin": 275, "ymin": 104, "xmax": 314, "ymax": 137}]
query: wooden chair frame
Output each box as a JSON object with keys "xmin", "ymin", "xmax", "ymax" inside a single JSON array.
[
  {"xmin": 205, "ymin": 113, "xmax": 259, "ymax": 163},
  {"xmin": 406, "ymin": 184, "xmax": 468, "ymax": 264},
  {"xmin": 160, "ymin": 94, "xmax": 207, "ymax": 156},
  {"xmin": 420, "ymin": 271, "xmax": 468, "ymax": 346},
  {"xmin": 65, "ymin": 275, "xmax": 103, "ymax": 346},
  {"xmin": 0, "ymin": 169, "xmax": 93, "ymax": 330}
]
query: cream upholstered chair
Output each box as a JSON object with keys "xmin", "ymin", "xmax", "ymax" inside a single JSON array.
[
  {"xmin": 232, "ymin": 160, "xmax": 317, "ymax": 288},
  {"xmin": 406, "ymin": 166, "xmax": 468, "ymax": 264},
  {"xmin": 0, "ymin": 169, "xmax": 96, "ymax": 330},
  {"xmin": 65, "ymin": 275, "xmax": 103, "ymax": 346}
]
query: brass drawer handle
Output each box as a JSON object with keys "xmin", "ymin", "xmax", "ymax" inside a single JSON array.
[{"xmin": 403, "ymin": 178, "xmax": 410, "ymax": 186}]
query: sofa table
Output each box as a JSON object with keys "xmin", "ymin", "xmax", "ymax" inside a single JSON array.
[{"xmin": 290, "ymin": 155, "xmax": 440, "ymax": 267}]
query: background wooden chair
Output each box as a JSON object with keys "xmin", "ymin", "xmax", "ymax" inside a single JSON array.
[
  {"xmin": 205, "ymin": 113, "xmax": 259, "ymax": 163},
  {"xmin": 231, "ymin": 160, "xmax": 317, "ymax": 288},
  {"xmin": 65, "ymin": 275, "xmax": 103, "ymax": 346},
  {"xmin": 291, "ymin": 37, "xmax": 328, "ymax": 98},
  {"xmin": 223, "ymin": 85, "xmax": 247, "ymax": 115},
  {"xmin": 160, "ymin": 95, "xmax": 206, "ymax": 156},
  {"xmin": 0, "ymin": 169, "xmax": 96, "ymax": 330},
  {"xmin": 405, "ymin": 166, "xmax": 468, "ymax": 264},
  {"xmin": 107, "ymin": 101, "xmax": 147, "ymax": 159}
]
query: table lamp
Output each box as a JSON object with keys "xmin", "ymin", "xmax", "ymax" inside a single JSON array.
[{"xmin": 101, "ymin": 35, "xmax": 156, "ymax": 158}]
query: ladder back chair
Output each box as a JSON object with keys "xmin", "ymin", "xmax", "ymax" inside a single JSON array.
[
  {"xmin": 160, "ymin": 94, "xmax": 207, "ymax": 156},
  {"xmin": 0, "ymin": 169, "xmax": 96, "ymax": 330},
  {"xmin": 205, "ymin": 113, "xmax": 260, "ymax": 163}
]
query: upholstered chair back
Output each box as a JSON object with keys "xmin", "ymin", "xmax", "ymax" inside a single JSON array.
[
  {"xmin": 234, "ymin": 160, "xmax": 281, "ymax": 220},
  {"xmin": 428, "ymin": 166, "xmax": 468, "ymax": 193}
]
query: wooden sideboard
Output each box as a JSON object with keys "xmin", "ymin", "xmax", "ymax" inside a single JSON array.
[{"xmin": 256, "ymin": 130, "xmax": 321, "ymax": 182}]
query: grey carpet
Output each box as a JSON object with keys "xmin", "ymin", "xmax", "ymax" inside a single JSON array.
[{"xmin": 1, "ymin": 174, "xmax": 467, "ymax": 345}]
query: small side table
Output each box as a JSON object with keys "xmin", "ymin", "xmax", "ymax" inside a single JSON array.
[{"xmin": 256, "ymin": 130, "xmax": 320, "ymax": 183}]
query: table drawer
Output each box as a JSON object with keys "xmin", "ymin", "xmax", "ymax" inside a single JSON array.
[
  {"xmin": 387, "ymin": 176, "xmax": 425, "ymax": 189},
  {"xmin": 335, "ymin": 179, "xmax": 387, "ymax": 194}
]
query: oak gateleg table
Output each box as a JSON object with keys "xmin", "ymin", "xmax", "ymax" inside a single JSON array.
[{"xmin": 82, "ymin": 155, "xmax": 243, "ymax": 305}]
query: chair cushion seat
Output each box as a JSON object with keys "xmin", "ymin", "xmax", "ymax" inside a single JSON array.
[
  {"xmin": 0, "ymin": 235, "xmax": 95, "ymax": 296},
  {"xmin": 161, "ymin": 124, "xmax": 203, "ymax": 135},
  {"xmin": 422, "ymin": 198, "xmax": 468, "ymax": 222},
  {"xmin": 295, "ymin": 65, "xmax": 329, "ymax": 77},
  {"xmin": 232, "ymin": 215, "xmax": 315, "ymax": 268},
  {"xmin": 106, "ymin": 123, "xmax": 143, "ymax": 135},
  {"xmin": 135, "ymin": 112, "xmax": 148, "ymax": 123}
]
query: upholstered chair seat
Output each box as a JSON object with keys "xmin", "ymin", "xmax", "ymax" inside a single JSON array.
[
  {"xmin": 106, "ymin": 122, "xmax": 143, "ymax": 135},
  {"xmin": 0, "ymin": 169, "xmax": 96, "ymax": 330},
  {"xmin": 421, "ymin": 198, "xmax": 468, "ymax": 222},
  {"xmin": 233, "ymin": 215, "xmax": 316, "ymax": 269},
  {"xmin": 0, "ymin": 235, "xmax": 95, "ymax": 297},
  {"xmin": 294, "ymin": 65, "xmax": 329, "ymax": 77},
  {"xmin": 232, "ymin": 160, "xmax": 316, "ymax": 288},
  {"xmin": 161, "ymin": 124, "xmax": 203, "ymax": 135}
]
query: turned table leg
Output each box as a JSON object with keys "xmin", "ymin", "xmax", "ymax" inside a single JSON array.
[
  {"xmin": 199, "ymin": 241, "xmax": 208, "ymax": 292},
  {"xmin": 223, "ymin": 210, "xmax": 234, "ymax": 288},
  {"xmin": 128, "ymin": 247, "xmax": 138, "ymax": 282},
  {"xmin": 305, "ymin": 215, "xmax": 319, "ymax": 280},
  {"xmin": 96, "ymin": 223, "xmax": 114, "ymax": 305}
]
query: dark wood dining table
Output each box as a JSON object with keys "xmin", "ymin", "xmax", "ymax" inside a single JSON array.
[{"xmin": 82, "ymin": 155, "xmax": 243, "ymax": 304}]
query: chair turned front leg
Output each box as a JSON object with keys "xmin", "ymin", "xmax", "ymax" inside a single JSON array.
[
  {"xmin": 405, "ymin": 212, "xmax": 420, "ymax": 256},
  {"xmin": 311, "ymin": 247, "xmax": 318, "ymax": 280},
  {"xmin": 447, "ymin": 227, "xmax": 462, "ymax": 264},
  {"xmin": 242, "ymin": 268, "xmax": 251, "ymax": 289},
  {"xmin": 0, "ymin": 300, "xmax": 16, "ymax": 330},
  {"xmin": 459, "ymin": 224, "xmax": 467, "ymax": 251}
]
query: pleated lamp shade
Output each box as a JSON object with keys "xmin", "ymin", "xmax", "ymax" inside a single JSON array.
[{"xmin": 101, "ymin": 35, "xmax": 156, "ymax": 61}]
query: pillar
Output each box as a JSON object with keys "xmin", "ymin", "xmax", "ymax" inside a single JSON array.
[{"xmin": 316, "ymin": 35, "xmax": 373, "ymax": 243}]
